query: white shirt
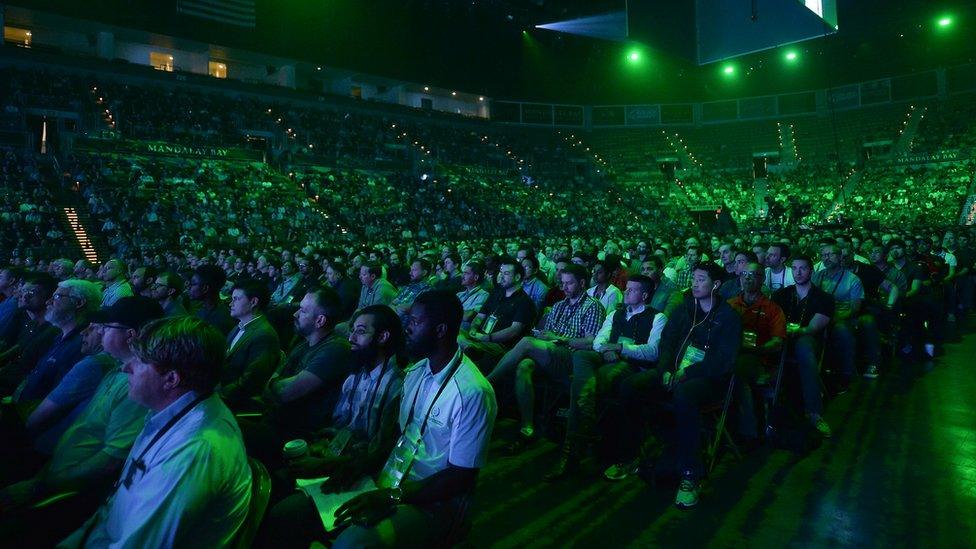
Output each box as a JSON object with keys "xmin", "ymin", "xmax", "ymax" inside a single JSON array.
[
  {"xmin": 228, "ymin": 314, "xmax": 264, "ymax": 352},
  {"xmin": 592, "ymin": 305, "xmax": 668, "ymax": 362},
  {"xmin": 396, "ymin": 348, "xmax": 497, "ymax": 481},
  {"xmin": 587, "ymin": 284, "xmax": 623, "ymax": 313},
  {"xmin": 332, "ymin": 357, "xmax": 403, "ymax": 439},
  {"xmin": 63, "ymin": 392, "xmax": 251, "ymax": 548},
  {"xmin": 764, "ymin": 266, "xmax": 795, "ymax": 292}
]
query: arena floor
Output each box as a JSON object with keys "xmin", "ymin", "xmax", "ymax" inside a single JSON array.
[{"xmin": 468, "ymin": 321, "xmax": 976, "ymax": 547}]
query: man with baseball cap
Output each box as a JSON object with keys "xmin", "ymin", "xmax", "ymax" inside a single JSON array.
[{"xmin": 0, "ymin": 296, "xmax": 163, "ymax": 546}]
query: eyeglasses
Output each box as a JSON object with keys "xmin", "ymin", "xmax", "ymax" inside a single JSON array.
[{"xmin": 741, "ymin": 271, "xmax": 760, "ymax": 278}]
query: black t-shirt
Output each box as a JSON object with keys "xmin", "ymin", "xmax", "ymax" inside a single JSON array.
[
  {"xmin": 478, "ymin": 287, "xmax": 536, "ymax": 336},
  {"xmin": 853, "ymin": 263, "xmax": 885, "ymax": 299},
  {"xmin": 772, "ymin": 284, "xmax": 835, "ymax": 327}
]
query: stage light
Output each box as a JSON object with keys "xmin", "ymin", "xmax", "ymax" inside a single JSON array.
[
  {"xmin": 628, "ymin": 51, "xmax": 640, "ymax": 62},
  {"xmin": 536, "ymin": 11, "xmax": 628, "ymax": 42},
  {"xmin": 723, "ymin": 64, "xmax": 735, "ymax": 75},
  {"xmin": 938, "ymin": 16, "xmax": 953, "ymax": 27},
  {"xmin": 785, "ymin": 51, "xmax": 798, "ymax": 61}
]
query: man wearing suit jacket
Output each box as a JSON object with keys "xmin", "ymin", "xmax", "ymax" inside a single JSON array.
[{"xmin": 222, "ymin": 279, "xmax": 280, "ymax": 410}]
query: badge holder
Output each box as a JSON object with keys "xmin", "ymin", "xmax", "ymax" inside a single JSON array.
[
  {"xmin": 326, "ymin": 428, "xmax": 354, "ymax": 457},
  {"xmin": 670, "ymin": 345, "xmax": 706, "ymax": 389},
  {"xmin": 482, "ymin": 314, "xmax": 498, "ymax": 335},
  {"xmin": 376, "ymin": 423, "xmax": 422, "ymax": 489}
]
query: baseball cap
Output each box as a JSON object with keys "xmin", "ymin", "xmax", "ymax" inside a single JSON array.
[{"xmin": 91, "ymin": 296, "xmax": 165, "ymax": 330}]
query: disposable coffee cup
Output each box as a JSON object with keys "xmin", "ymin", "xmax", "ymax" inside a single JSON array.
[{"xmin": 283, "ymin": 439, "xmax": 309, "ymax": 459}]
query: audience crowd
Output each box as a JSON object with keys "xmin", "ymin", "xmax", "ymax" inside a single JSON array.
[{"xmin": 0, "ymin": 64, "xmax": 975, "ymax": 548}]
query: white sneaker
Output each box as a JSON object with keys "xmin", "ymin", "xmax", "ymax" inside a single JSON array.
[{"xmin": 675, "ymin": 472, "xmax": 699, "ymax": 509}]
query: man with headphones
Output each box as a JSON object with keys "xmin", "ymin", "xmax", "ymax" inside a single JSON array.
[{"xmin": 613, "ymin": 261, "xmax": 742, "ymax": 509}]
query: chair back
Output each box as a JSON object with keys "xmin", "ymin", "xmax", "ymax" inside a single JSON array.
[{"xmin": 231, "ymin": 457, "xmax": 272, "ymax": 549}]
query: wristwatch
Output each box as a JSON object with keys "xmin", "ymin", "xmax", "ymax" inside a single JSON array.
[{"xmin": 389, "ymin": 486, "xmax": 403, "ymax": 505}]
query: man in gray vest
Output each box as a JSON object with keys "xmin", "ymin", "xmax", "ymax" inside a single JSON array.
[{"xmin": 546, "ymin": 275, "xmax": 667, "ymax": 481}]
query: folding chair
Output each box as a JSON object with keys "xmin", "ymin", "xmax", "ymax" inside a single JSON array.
[{"xmin": 703, "ymin": 375, "xmax": 740, "ymax": 475}]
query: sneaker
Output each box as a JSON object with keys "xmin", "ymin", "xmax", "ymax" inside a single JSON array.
[
  {"xmin": 809, "ymin": 414, "xmax": 832, "ymax": 438},
  {"xmin": 544, "ymin": 454, "xmax": 579, "ymax": 482},
  {"xmin": 863, "ymin": 365, "xmax": 879, "ymax": 379},
  {"xmin": 675, "ymin": 471, "xmax": 699, "ymax": 509},
  {"xmin": 504, "ymin": 432, "xmax": 537, "ymax": 455},
  {"xmin": 603, "ymin": 459, "xmax": 640, "ymax": 481}
]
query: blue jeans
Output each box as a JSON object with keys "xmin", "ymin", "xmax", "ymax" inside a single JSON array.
[{"xmin": 790, "ymin": 335, "xmax": 824, "ymax": 416}]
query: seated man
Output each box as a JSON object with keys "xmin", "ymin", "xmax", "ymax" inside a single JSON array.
[
  {"xmin": 148, "ymin": 271, "xmax": 188, "ymax": 317},
  {"xmin": 10, "ymin": 279, "xmax": 101, "ymax": 411},
  {"xmin": 611, "ymin": 263, "xmax": 741, "ymax": 508},
  {"xmin": 60, "ymin": 316, "xmax": 251, "ymax": 547},
  {"xmin": 553, "ymin": 274, "xmax": 667, "ymax": 481},
  {"xmin": 0, "ymin": 297, "xmax": 163, "ymax": 546},
  {"xmin": 456, "ymin": 260, "xmax": 490, "ymax": 331},
  {"xmin": 390, "ymin": 259, "xmax": 433, "ymax": 322},
  {"xmin": 813, "ymin": 244, "xmax": 869, "ymax": 389},
  {"xmin": 772, "ymin": 256, "xmax": 834, "ymax": 438},
  {"xmin": 223, "ymin": 279, "xmax": 280, "ymax": 410},
  {"xmin": 0, "ymin": 272, "xmax": 59, "ymax": 395},
  {"xmin": 260, "ymin": 305, "xmax": 406, "ymax": 547},
  {"xmin": 356, "ymin": 264, "xmax": 398, "ymax": 313},
  {"xmin": 458, "ymin": 257, "xmax": 536, "ymax": 370},
  {"xmin": 97, "ymin": 259, "xmax": 133, "ymax": 308},
  {"xmin": 324, "ymin": 262, "xmax": 361, "ymax": 320},
  {"xmin": 271, "ymin": 261, "xmax": 307, "ymax": 305},
  {"xmin": 240, "ymin": 288, "xmax": 353, "ymax": 465},
  {"xmin": 328, "ymin": 290, "xmax": 496, "ymax": 548},
  {"xmin": 189, "ymin": 264, "xmax": 234, "ymax": 335},
  {"xmin": 520, "ymin": 255, "xmax": 549, "ymax": 312},
  {"xmin": 587, "ymin": 260, "xmax": 623, "ymax": 313},
  {"xmin": 22, "ymin": 321, "xmax": 116, "ymax": 457},
  {"xmin": 640, "ymin": 256, "xmax": 681, "ymax": 318},
  {"xmin": 719, "ymin": 251, "xmax": 758, "ymax": 300},
  {"xmin": 764, "ymin": 243, "xmax": 794, "ymax": 292},
  {"xmin": 486, "ymin": 264, "xmax": 605, "ymax": 454},
  {"xmin": 727, "ymin": 263, "xmax": 786, "ymax": 443}
]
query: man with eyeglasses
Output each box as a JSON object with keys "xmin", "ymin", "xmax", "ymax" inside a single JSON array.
[
  {"xmin": 148, "ymin": 271, "xmax": 187, "ymax": 318},
  {"xmin": 11, "ymin": 280, "xmax": 102, "ymax": 411},
  {"xmin": 0, "ymin": 273, "xmax": 59, "ymax": 395},
  {"xmin": 812, "ymin": 244, "xmax": 867, "ymax": 391},
  {"xmin": 727, "ymin": 262, "xmax": 786, "ymax": 444},
  {"xmin": 0, "ymin": 297, "xmax": 162, "ymax": 547},
  {"xmin": 272, "ymin": 261, "xmax": 306, "ymax": 306}
]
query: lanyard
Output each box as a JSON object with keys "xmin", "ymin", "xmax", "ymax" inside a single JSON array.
[
  {"xmin": 791, "ymin": 287, "xmax": 811, "ymax": 326},
  {"xmin": 118, "ymin": 394, "xmax": 208, "ymax": 490},
  {"xmin": 406, "ymin": 353, "xmax": 462, "ymax": 437},
  {"xmin": 348, "ymin": 358, "xmax": 391, "ymax": 434}
]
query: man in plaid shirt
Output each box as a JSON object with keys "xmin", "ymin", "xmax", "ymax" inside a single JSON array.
[{"xmin": 486, "ymin": 264, "xmax": 605, "ymax": 454}]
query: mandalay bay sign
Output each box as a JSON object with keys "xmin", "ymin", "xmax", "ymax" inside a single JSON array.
[{"xmin": 74, "ymin": 137, "xmax": 264, "ymax": 162}]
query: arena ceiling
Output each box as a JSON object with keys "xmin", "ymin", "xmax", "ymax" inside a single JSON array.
[{"xmin": 12, "ymin": 0, "xmax": 976, "ymax": 104}]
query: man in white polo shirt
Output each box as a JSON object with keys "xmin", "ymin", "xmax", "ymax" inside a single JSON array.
[{"xmin": 332, "ymin": 289, "xmax": 497, "ymax": 548}]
